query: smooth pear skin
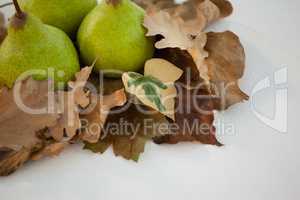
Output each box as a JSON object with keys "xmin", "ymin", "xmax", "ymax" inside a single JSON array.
[
  {"xmin": 0, "ymin": 14, "xmax": 80, "ymax": 88},
  {"xmin": 77, "ymin": 0, "xmax": 155, "ymax": 76},
  {"xmin": 19, "ymin": 0, "xmax": 97, "ymax": 36}
]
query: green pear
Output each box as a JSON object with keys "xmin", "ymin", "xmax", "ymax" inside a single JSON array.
[
  {"xmin": 0, "ymin": 0, "xmax": 80, "ymax": 88},
  {"xmin": 77, "ymin": 0, "xmax": 155, "ymax": 76},
  {"xmin": 19, "ymin": 0, "xmax": 97, "ymax": 36}
]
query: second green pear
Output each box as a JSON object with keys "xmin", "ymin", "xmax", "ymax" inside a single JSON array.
[
  {"xmin": 19, "ymin": 0, "xmax": 97, "ymax": 36},
  {"xmin": 77, "ymin": 0, "xmax": 155, "ymax": 76}
]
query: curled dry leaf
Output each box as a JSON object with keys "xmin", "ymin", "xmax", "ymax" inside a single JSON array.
[
  {"xmin": 166, "ymin": 0, "xmax": 226, "ymax": 35},
  {"xmin": 144, "ymin": 11, "xmax": 210, "ymax": 84},
  {"xmin": 80, "ymin": 89, "xmax": 127, "ymax": 143},
  {"xmin": 85, "ymin": 134, "xmax": 147, "ymax": 162},
  {"xmin": 155, "ymin": 48, "xmax": 201, "ymax": 82},
  {"xmin": 49, "ymin": 66, "xmax": 93, "ymax": 141},
  {"xmin": 0, "ymin": 148, "xmax": 31, "ymax": 176},
  {"xmin": 153, "ymin": 82, "xmax": 222, "ymax": 146},
  {"xmin": 0, "ymin": 78, "xmax": 59, "ymax": 151},
  {"xmin": 0, "ymin": 78, "xmax": 60, "ymax": 176},
  {"xmin": 144, "ymin": 11, "xmax": 193, "ymax": 49},
  {"xmin": 0, "ymin": 67, "xmax": 96, "ymax": 175},
  {"xmin": 0, "ymin": 11, "xmax": 7, "ymax": 44},
  {"xmin": 136, "ymin": 0, "xmax": 233, "ymax": 34},
  {"xmin": 31, "ymin": 142, "xmax": 68, "ymax": 161},
  {"xmin": 205, "ymin": 31, "xmax": 249, "ymax": 109},
  {"xmin": 68, "ymin": 66, "xmax": 93, "ymax": 108},
  {"xmin": 210, "ymin": 0, "xmax": 233, "ymax": 17},
  {"xmin": 84, "ymin": 105, "xmax": 170, "ymax": 161}
]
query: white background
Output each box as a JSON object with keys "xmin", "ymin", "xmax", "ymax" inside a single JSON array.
[{"xmin": 1, "ymin": 0, "xmax": 300, "ymax": 200}]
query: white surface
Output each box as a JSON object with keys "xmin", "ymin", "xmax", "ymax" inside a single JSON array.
[{"xmin": 1, "ymin": 0, "xmax": 300, "ymax": 200}]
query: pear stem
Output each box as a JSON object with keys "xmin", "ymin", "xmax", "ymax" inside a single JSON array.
[
  {"xmin": 12, "ymin": 0, "xmax": 23, "ymax": 18},
  {"xmin": 106, "ymin": 0, "xmax": 122, "ymax": 6}
]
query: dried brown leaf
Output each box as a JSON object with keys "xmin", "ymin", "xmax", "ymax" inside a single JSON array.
[
  {"xmin": 31, "ymin": 142, "xmax": 68, "ymax": 161},
  {"xmin": 205, "ymin": 31, "xmax": 249, "ymax": 109},
  {"xmin": 0, "ymin": 148, "xmax": 31, "ymax": 176},
  {"xmin": 0, "ymin": 78, "xmax": 59, "ymax": 151},
  {"xmin": 84, "ymin": 105, "xmax": 170, "ymax": 161},
  {"xmin": 80, "ymin": 89, "xmax": 127, "ymax": 143},
  {"xmin": 210, "ymin": 0, "xmax": 233, "ymax": 17},
  {"xmin": 166, "ymin": 0, "xmax": 221, "ymax": 35},
  {"xmin": 153, "ymin": 84, "xmax": 222, "ymax": 146},
  {"xmin": 68, "ymin": 66, "xmax": 93, "ymax": 108},
  {"xmin": 145, "ymin": 11, "xmax": 193, "ymax": 49},
  {"xmin": 49, "ymin": 66, "xmax": 93, "ymax": 141},
  {"xmin": 137, "ymin": 0, "xmax": 232, "ymax": 34},
  {"xmin": 86, "ymin": 135, "xmax": 147, "ymax": 162},
  {"xmin": 144, "ymin": 11, "xmax": 209, "ymax": 84}
]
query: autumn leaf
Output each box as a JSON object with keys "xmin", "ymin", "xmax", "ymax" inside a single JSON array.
[
  {"xmin": 210, "ymin": 0, "xmax": 233, "ymax": 17},
  {"xmin": 153, "ymin": 83, "xmax": 222, "ymax": 146},
  {"xmin": 165, "ymin": 0, "xmax": 229, "ymax": 35},
  {"xmin": 80, "ymin": 89, "xmax": 127, "ymax": 143},
  {"xmin": 68, "ymin": 66, "xmax": 93, "ymax": 108},
  {"xmin": 49, "ymin": 66, "xmax": 93, "ymax": 141},
  {"xmin": 204, "ymin": 31, "xmax": 249, "ymax": 109},
  {"xmin": 85, "ymin": 135, "xmax": 147, "ymax": 162},
  {"xmin": 0, "ymin": 67, "xmax": 97, "ymax": 175},
  {"xmin": 144, "ymin": 11, "xmax": 193, "ymax": 49},
  {"xmin": 0, "ymin": 78, "xmax": 59, "ymax": 151},
  {"xmin": 84, "ymin": 105, "xmax": 170, "ymax": 161},
  {"xmin": 144, "ymin": 11, "xmax": 210, "ymax": 84},
  {"xmin": 137, "ymin": 0, "xmax": 232, "ymax": 34},
  {"xmin": 0, "ymin": 148, "xmax": 31, "ymax": 176},
  {"xmin": 31, "ymin": 141, "xmax": 68, "ymax": 161}
]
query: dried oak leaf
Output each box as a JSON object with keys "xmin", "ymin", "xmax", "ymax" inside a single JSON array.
[
  {"xmin": 0, "ymin": 79, "xmax": 59, "ymax": 176},
  {"xmin": 205, "ymin": 31, "xmax": 249, "ymax": 109},
  {"xmin": 155, "ymin": 48, "xmax": 201, "ymax": 82},
  {"xmin": 153, "ymin": 82, "xmax": 222, "ymax": 146},
  {"xmin": 137, "ymin": 0, "xmax": 232, "ymax": 34},
  {"xmin": 86, "ymin": 134, "xmax": 147, "ymax": 162},
  {"xmin": 166, "ymin": 0, "xmax": 231, "ymax": 35},
  {"xmin": 0, "ymin": 11, "xmax": 7, "ymax": 44},
  {"xmin": 80, "ymin": 89, "xmax": 127, "ymax": 143},
  {"xmin": 144, "ymin": 11, "xmax": 210, "ymax": 84},
  {"xmin": 49, "ymin": 66, "xmax": 93, "ymax": 141},
  {"xmin": 0, "ymin": 148, "xmax": 31, "ymax": 176},
  {"xmin": 84, "ymin": 105, "xmax": 170, "ymax": 161},
  {"xmin": 31, "ymin": 141, "xmax": 68, "ymax": 161},
  {"xmin": 0, "ymin": 78, "xmax": 59, "ymax": 151}
]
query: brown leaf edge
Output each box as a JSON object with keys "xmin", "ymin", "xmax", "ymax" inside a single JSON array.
[
  {"xmin": 0, "ymin": 67, "xmax": 93, "ymax": 176},
  {"xmin": 0, "ymin": 11, "xmax": 7, "ymax": 44},
  {"xmin": 0, "ymin": 148, "xmax": 31, "ymax": 176},
  {"xmin": 84, "ymin": 105, "xmax": 170, "ymax": 161},
  {"xmin": 153, "ymin": 84, "xmax": 222, "ymax": 146},
  {"xmin": 205, "ymin": 31, "xmax": 249, "ymax": 109}
]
